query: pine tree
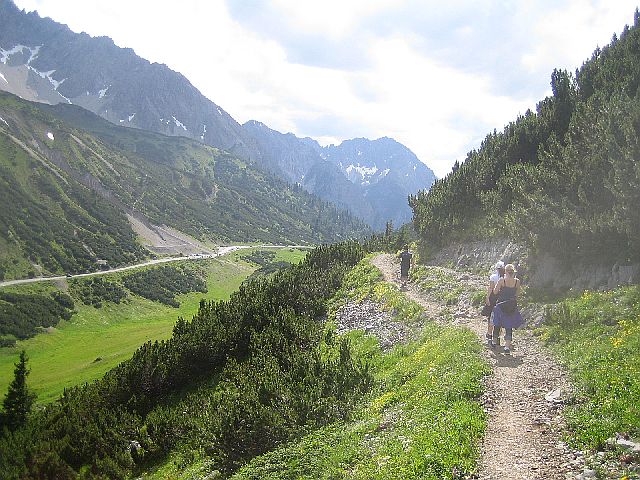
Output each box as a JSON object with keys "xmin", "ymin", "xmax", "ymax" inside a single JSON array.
[{"xmin": 1, "ymin": 350, "xmax": 36, "ymax": 431}]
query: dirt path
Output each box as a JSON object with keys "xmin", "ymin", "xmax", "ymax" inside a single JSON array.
[{"xmin": 371, "ymin": 254, "xmax": 577, "ymax": 480}]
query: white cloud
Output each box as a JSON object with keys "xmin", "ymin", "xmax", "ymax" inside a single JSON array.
[
  {"xmin": 269, "ymin": 0, "xmax": 394, "ymax": 39},
  {"xmin": 521, "ymin": 0, "xmax": 638, "ymax": 77},
  {"xmin": 12, "ymin": 0, "xmax": 640, "ymax": 177}
]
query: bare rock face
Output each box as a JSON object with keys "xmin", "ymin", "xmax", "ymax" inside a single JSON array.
[
  {"xmin": 526, "ymin": 254, "xmax": 640, "ymax": 291},
  {"xmin": 429, "ymin": 239, "xmax": 640, "ymax": 292}
]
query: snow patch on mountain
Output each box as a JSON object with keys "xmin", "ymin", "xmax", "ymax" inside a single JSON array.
[
  {"xmin": 128, "ymin": 113, "xmax": 135, "ymax": 122},
  {"xmin": 346, "ymin": 164, "xmax": 378, "ymax": 178},
  {"xmin": 200, "ymin": 124, "xmax": 207, "ymax": 140},
  {"xmin": 172, "ymin": 115, "xmax": 187, "ymax": 131},
  {"xmin": 47, "ymin": 132, "xmax": 54, "ymax": 140},
  {"xmin": 0, "ymin": 72, "xmax": 6, "ymax": 83},
  {"xmin": 0, "ymin": 116, "xmax": 8, "ymax": 126},
  {"xmin": 216, "ymin": 107, "xmax": 223, "ymax": 116},
  {"xmin": 98, "ymin": 86, "xmax": 109, "ymax": 98},
  {"xmin": 0, "ymin": 44, "xmax": 40, "ymax": 65},
  {"xmin": 27, "ymin": 45, "xmax": 40, "ymax": 64},
  {"xmin": 34, "ymin": 69, "xmax": 66, "ymax": 90},
  {"xmin": 0, "ymin": 45, "xmax": 19, "ymax": 63},
  {"xmin": 0, "ymin": 44, "xmax": 71, "ymax": 102}
]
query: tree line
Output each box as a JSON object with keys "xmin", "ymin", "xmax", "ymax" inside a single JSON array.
[
  {"xmin": 0, "ymin": 291, "xmax": 74, "ymax": 347},
  {"xmin": 410, "ymin": 10, "xmax": 640, "ymax": 265}
]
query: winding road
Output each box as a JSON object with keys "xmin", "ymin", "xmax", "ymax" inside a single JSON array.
[{"xmin": 0, "ymin": 244, "xmax": 310, "ymax": 288}]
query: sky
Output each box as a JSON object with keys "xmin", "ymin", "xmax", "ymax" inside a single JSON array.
[{"xmin": 12, "ymin": 0, "xmax": 640, "ymax": 177}]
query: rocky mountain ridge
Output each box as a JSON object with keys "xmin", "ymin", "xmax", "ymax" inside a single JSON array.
[
  {"xmin": 0, "ymin": 0, "xmax": 436, "ymax": 229},
  {"xmin": 243, "ymin": 121, "xmax": 435, "ymax": 229},
  {"xmin": 0, "ymin": 0, "xmax": 260, "ymax": 160}
]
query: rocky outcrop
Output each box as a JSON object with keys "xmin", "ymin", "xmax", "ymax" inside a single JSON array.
[
  {"xmin": 334, "ymin": 299, "xmax": 417, "ymax": 350},
  {"xmin": 429, "ymin": 239, "xmax": 527, "ymax": 272},
  {"xmin": 429, "ymin": 239, "xmax": 639, "ymax": 291},
  {"xmin": 527, "ymin": 255, "xmax": 640, "ymax": 291}
]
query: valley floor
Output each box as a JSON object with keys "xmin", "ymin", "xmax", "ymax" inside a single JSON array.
[
  {"xmin": 0, "ymin": 248, "xmax": 307, "ymax": 403},
  {"xmin": 370, "ymin": 254, "xmax": 579, "ymax": 479}
]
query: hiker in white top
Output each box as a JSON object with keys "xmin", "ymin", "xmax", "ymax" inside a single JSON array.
[{"xmin": 483, "ymin": 261, "xmax": 505, "ymax": 346}]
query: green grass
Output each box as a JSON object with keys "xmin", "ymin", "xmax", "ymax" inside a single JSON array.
[
  {"xmin": 226, "ymin": 256, "xmax": 489, "ymax": 480},
  {"xmin": 228, "ymin": 246, "xmax": 308, "ymax": 266},
  {"xmin": 0, "ymin": 256, "xmax": 254, "ymax": 405},
  {"xmin": 537, "ymin": 286, "xmax": 640, "ymax": 450},
  {"xmin": 272, "ymin": 247, "xmax": 309, "ymax": 264},
  {"xmin": 410, "ymin": 265, "xmax": 467, "ymax": 306}
]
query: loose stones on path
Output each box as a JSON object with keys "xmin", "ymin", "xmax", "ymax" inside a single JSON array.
[{"xmin": 335, "ymin": 299, "xmax": 417, "ymax": 350}]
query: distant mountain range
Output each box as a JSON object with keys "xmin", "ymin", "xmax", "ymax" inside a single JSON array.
[
  {"xmin": 0, "ymin": 0, "xmax": 435, "ymax": 229},
  {"xmin": 243, "ymin": 121, "xmax": 435, "ymax": 228}
]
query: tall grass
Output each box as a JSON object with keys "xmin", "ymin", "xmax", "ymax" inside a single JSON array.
[{"xmin": 538, "ymin": 286, "xmax": 640, "ymax": 449}]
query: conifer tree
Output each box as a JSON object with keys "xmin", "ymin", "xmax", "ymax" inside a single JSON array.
[{"xmin": 1, "ymin": 350, "xmax": 36, "ymax": 431}]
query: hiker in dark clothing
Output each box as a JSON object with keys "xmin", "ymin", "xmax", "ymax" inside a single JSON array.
[{"xmin": 399, "ymin": 244, "xmax": 413, "ymax": 286}]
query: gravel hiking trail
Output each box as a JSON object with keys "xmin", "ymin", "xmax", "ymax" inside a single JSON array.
[{"xmin": 371, "ymin": 253, "xmax": 576, "ymax": 480}]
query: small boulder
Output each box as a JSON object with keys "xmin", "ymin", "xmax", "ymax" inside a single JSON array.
[{"xmin": 544, "ymin": 388, "xmax": 563, "ymax": 403}]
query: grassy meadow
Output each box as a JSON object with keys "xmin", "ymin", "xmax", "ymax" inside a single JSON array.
[
  {"xmin": 537, "ymin": 286, "xmax": 640, "ymax": 450},
  {"xmin": 0, "ymin": 248, "xmax": 308, "ymax": 405}
]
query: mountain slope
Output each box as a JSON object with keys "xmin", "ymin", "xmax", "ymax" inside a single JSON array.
[
  {"xmin": 322, "ymin": 137, "xmax": 436, "ymax": 229},
  {"xmin": 243, "ymin": 120, "xmax": 376, "ymax": 224},
  {"xmin": 0, "ymin": 243, "xmax": 373, "ymax": 479},
  {"xmin": 0, "ymin": 0, "xmax": 260, "ymax": 161},
  {"xmin": 0, "ymin": 91, "xmax": 369, "ymax": 280},
  {"xmin": 410, "ymin": 12, "xmax": 640, "ymax": 266}
]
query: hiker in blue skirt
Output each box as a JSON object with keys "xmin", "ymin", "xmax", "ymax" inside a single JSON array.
[{"xmin": 491, "ymin": 263, "xmax": 523, "ymax": 354}]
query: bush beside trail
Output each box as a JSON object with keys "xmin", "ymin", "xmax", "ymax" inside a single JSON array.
[{"xmin": 233, "ymin": 256, "xmax": 488, "ymax": 480}]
